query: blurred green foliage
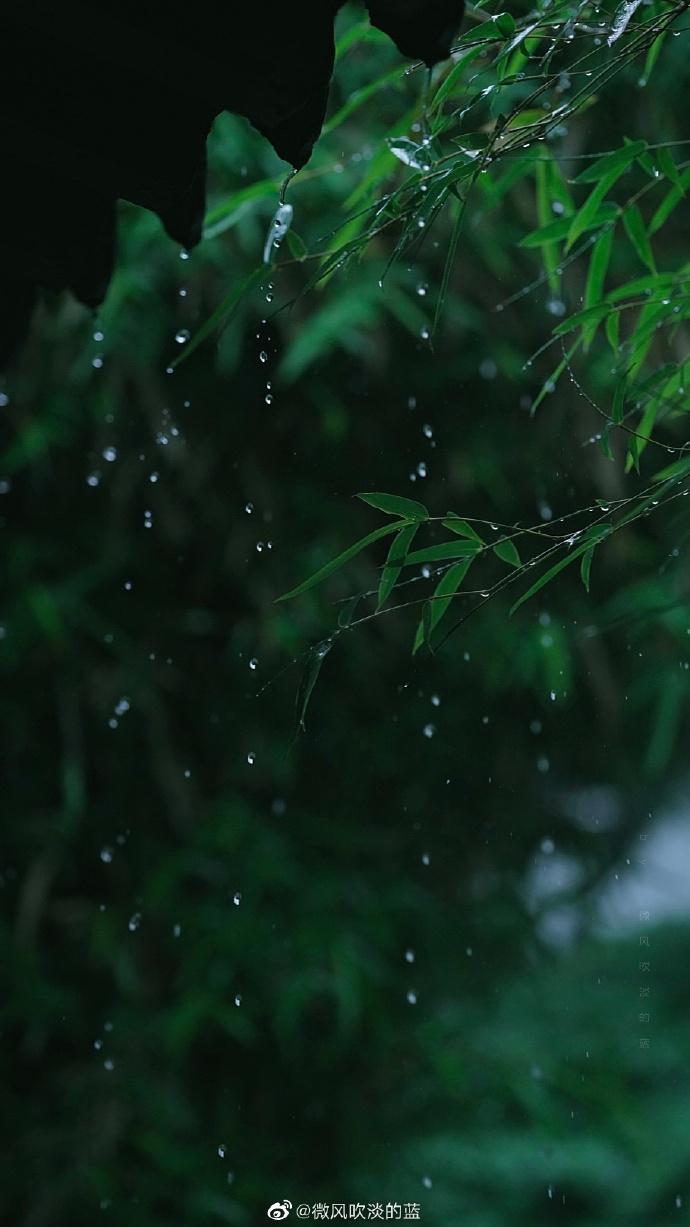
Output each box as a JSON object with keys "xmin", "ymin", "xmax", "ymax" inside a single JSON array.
[{"xmin": 2, "ymin": 2, "xmax": 690, "ymax": 1224}]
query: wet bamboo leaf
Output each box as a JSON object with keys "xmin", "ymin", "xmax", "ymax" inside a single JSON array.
[
  {"xmin": 404, "ymin": 540, "xmax": 481, "ymax": 566},
  {"xmin": 580, "ymin": 547, "xmax": 595, "ymax": 592},
  {"xmin": 493, "ymin": 539, "xmax": 521, "ymax": 567},
  {"xmin": 510, "ymin": 535, "xmax": 605, "ymax": 616},
  {"xmin": 377, "ymin": 522, "xmax": 420, "ymax": 609},
  {"xmin": 582, "ymin": 226, "xmax": 614, "ymax": 348},
  {"xmin": 622, "ymin": 204, "xmax": 656, "ymax": 273},
  {"xmin": 574, "ymin": 140, "xmax": 646, "ymax": 185},
  {"xmin": 442, "ymin": 516, "xmax": 483, "ymax": 542},
  {"xmin": 171, "ymin": 267, "xmax": 264, "ymax": 368},
  {"xmin": 358, "ymin": 492, "xmax": 429, "ymax": 520},
  {"xmin": 412, "ymin": 558, "xmax": 474, "ymax": 653},
  {"xmin": 277, "ymin": 521, "xmax": 402, "ymax": 602}
]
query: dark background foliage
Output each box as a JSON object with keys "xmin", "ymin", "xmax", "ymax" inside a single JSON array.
[{"xmin": 2, "ymin": 4, "xmax": 690, "ymax": 1225}]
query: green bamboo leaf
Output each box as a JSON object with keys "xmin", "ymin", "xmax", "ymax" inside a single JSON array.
[
  {"xmin": 357, "ymin": 492, "xmax": 429, "ymax": 520},
  {"xmin": 535, "ymin": 160, "xmax": 559, "ymax": 293},
  {"xmin": 649, "ymin": 167, "xmax": 690, "ymax": 235},
  {"xmin": 611, "ymin": 379, "xmax": 627, "ymax": 424},
  {"xmin": 652, "ymin": 454, "xmax": 690, "ymax": 483},
  {"xmin": 553, "ymin": 303, "xmax": 610, "ymax": 337},
  {"xmin": 412, "ymin": 559, "xmax": 474, "ymax": 653},
  {"xmin": 520, "ymin": 205, "xmax": 617, "ymax": 248},
  {"xmin": 639, "ymin": 30, "xmax": 666, "ymax": 86},
  {"xmin": 277, "ymin": 521, "xmax": 402, "ymax": 602},
  {"xmin": 574, "ymin": 141, "xmax": 646, "ymax": 184},
  {"xmin": 566, "ymin": 179, "xmax": 618, "ymax": 251},
  {"xmin": 608, "ymin": 272, "xmax": 677, "ymax": 302},
  {"xmin": 171, "ymin": 267, "xmax": 264, "ymax": 368},
  {"xmin": 493, "ymin": 539, "xmax": 522, "ymax": 567},
  {"xmin": 431, "ymin": 46, "xmax": 484, "ymax": 112},
  {"xmin": 605, "ymin": 308, "xmax": 621, "ymax": 353},
  {"xmin": 377, "ymin": 522, "xmax": 420, "ymax": 610},
  {"xmin": 582, "ymin": 226, "xmax": 614, "ymax": 349},
  {"xmin": 493, "ymin": 12, "xmax": 516, "ymax": 38},
  {"xmin": 404, "ymin": 540, "xmax": 481, "ymax": 566},
  {"xmin": 510, "ymin": 537, "xmax": 601, "ymax": 616},
  {"xmin": 657, "ymin": 146, "xmax": 683, "ymax": 192},
  {"xmin": 622, "ymin": 205, "xmax": 656, "ymax": 273},
  {"xmin": 626, "ymin": 433, "xmax": 640, "ymax": 474},
  {"xmin": 580, "ymin": 547, "xmax": 595, "ymax": 592},
  {"xmin": 442, "ymin": 516, "xmax": 484, "ymax": 542}
]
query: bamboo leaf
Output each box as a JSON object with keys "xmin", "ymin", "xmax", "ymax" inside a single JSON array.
[
  {"xmin": 358, "ymin": 492, "xmax": 429, "ymax": 520},
  {"xmin": 412, "ymin": 559, "xmax": 474, "ymax": 653},
  {"xmin": 377, "ymin": 522, "xmax": 419, "ymax": 609},
  {"xmin": 493, "ymin": 539, "xmax": 522, "ymax": 567},
  {"xmin": 622, "ymin": 204, "xmax": 656, "ymax": 273},
  {"xmin": 404, "ymin": 540, "xmax": 481, "ymax": 566},
  {"xmin": 277, "ymin": 521, "xmax": 403, "ymax": 602}
]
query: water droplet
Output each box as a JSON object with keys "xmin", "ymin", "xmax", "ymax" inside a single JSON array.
[
  {"xmin": 175, "ymin": 329, "xmax": 190, "ymax": 345},
  {"xmin": 405, "ymin": 949, "xmax": 415, "ymax": 963},
  {"xmin": 100, "ymin": 847, "xmax": 114, "ymax": 864},
  {"xmin": 247, "ymin": 751, "xmax": 256, "ymax": 766},
  {"xmin": 417, "ymin": 283, "xmax": 428, "ymax": 297},
  {"xmin": 422, "ymin": 1176, "xmax": 433, "ymax": 1190},
  {"xmin": 430, "ymin": 694, "xmax": 440, "ymax": 707},
  {"xmin": 173, "ymin": 924, "xmax": 182, "ymax": 938},
  {"xmin": 259, "ymin": 351, "xmax": 268, "ymax": 364},
  {"xmin": 417, "ymin": 461, "xmax": 427, "ymax": 478},
  {"xmin": 420, "ymin": 327, "xmax": 430, "ymax": 341},
  {"xmin": 103, "ymin": 1058, "xmax": 114, "ymax": 1071},
  {"xmin": 233, "ymin": 892, "xmax": 242, "ymax": 906},
  {"xmin": 217, "ymin": 1144, "xmax": 227, "ymax": 1159},
  {"xmin": 102, "ymin": 447, "xmax": 117, "ymax": 463},
  {"xmin": 406, "ymin": 990, "xmax": 418, "ymax": 1005},
  {"xmin": 423, "ymin": 723, "xmax": 435, "ymax": 739},
  {"xmin": 245, "ymin": 502, "xmax": 254, "ymax": 515},
  {"xmin": 422, "ymin": 423, "xmax": 433, "ymax": 438},
  {"xmin": 128, "ymin": 912, "xmax": 142, "ymax": 932},
  {"xmin": 540, "ymin": 837, "xmax": 555, "ymax": 854},
  {"xmin": 234, "ymin": 994, "xmax": 242, "ymax": 1007}
]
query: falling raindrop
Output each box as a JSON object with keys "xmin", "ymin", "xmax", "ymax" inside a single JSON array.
[
  {"xmin": 102, "ymin": 447, "xmax": 117, "ymax": 463},
  {"xmin": 406, "ymin": 990, "xmax": 418, "ymax": 1005},
  {"xmin": 422, "ymin": 723, "xmax": 435, "ymax": 739},
  {"xmin": 175, "ymin": 329, "xmax": 190, "ymax": 345},
  {"xmin": 128, "ymin": 912, "xmax": 142, "ymax": 932},
  {"xmin": 100, "ymin": 847, "xmax": 114, "ymax": 864}
]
